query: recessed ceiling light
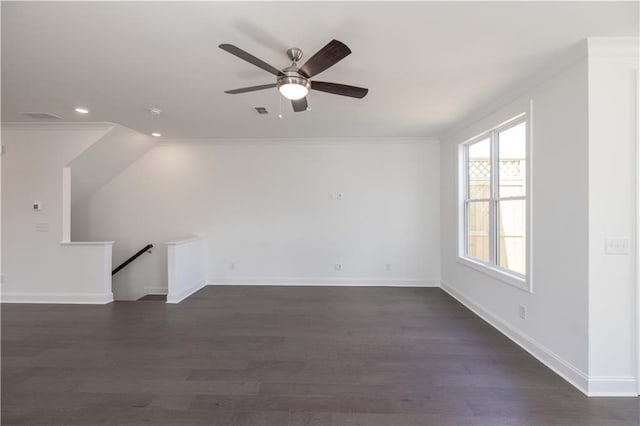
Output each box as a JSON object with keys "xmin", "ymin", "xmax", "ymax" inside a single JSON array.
[
  {"xmin": 151, "ymin": 132, "xmax": 162, "ymax": 138},
  {"xmin": 74, "ymin": 107, "xmax": 90, "ymax": 114}
]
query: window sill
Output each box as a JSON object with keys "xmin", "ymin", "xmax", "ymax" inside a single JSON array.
[{"xmin": 456, "ymin": 256, "xmax": 531, "ymax": 293}]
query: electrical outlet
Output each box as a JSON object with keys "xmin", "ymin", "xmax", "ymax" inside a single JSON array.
[
  {"xmin": 334, "ymin": 263, "xmax": 342, "ymax": 271},
  {"xmin": 518, "ymin": 305, "xmax": 527, "ymax": 320},
  {"xmin": 605, "ymin": 238, "xmax": 630, "ymax": 255}
]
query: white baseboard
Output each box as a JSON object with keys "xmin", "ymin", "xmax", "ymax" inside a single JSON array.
[
  {"xmin": 166, "ymin": 280, "xmax": 207, "ymax": 304},
  {"xmin": 588, "ymin": 376, "xmax": 638, "ymax": 397},
  {"xmin": 207, "ymin": 277, "xmax": 439, "ymax": 287},
  {"xmin": 0, "ymin": 292, "xmax": 114, "ymax": 304},
  {"xmin": 440, "ymin": 280, "xmax": 590, "ymax": 395},
  {"xmin": 441, "ymin": 280, "xmax": 640, "ymax": 397},
  {"xmin": 144, "ymin": 286, "xmax": 168, "ymax": 295}
]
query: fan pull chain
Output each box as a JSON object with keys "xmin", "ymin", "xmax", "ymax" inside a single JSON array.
[{"xmin": 278, "ymin": 94, "xmax": 283, "ymax": 119}]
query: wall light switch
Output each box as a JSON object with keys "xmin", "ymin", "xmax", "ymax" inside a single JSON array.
[
  {"xmin": 518, "ymin": 305, "xmax": 527, "ymax": 320},
  {"xmin": 605, "ymin": 238, "xmax": 630, "ymax": 255}
]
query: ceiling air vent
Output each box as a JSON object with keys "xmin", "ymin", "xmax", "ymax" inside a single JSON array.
[
  {"xmin": 19, "ymin": 112, "xmax": 63, "ymax": 120},
  {"xmin": 254, "ymin": 107, "xmax": 268, "ymax": 115}
]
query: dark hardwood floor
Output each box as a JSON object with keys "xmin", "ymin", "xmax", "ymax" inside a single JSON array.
[{"xmin": 2, "ymin": 286, "xmax": 638, "ymax": 425}]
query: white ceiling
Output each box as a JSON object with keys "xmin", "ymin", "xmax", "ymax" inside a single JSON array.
[{"xmin": 1, "ymin": 1, "xmax": 637, "ymax": 139}]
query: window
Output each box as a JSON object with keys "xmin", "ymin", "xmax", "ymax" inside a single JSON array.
[{"xmin": 461, "ymin": 115, "xmax": 528, "ymax": 284}]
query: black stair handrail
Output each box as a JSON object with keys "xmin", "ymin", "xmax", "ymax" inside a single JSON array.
[{"xmin": 112, "ymin": 244, "xmax": 153, "ymax": 276}]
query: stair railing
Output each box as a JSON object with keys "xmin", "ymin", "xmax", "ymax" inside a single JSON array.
[{"xmin": 112, "ymin": 244, "xmax": 153, "ymax": 276}]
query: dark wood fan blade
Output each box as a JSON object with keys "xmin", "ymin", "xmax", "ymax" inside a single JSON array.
[
  {"xmin": 224, "ymin": 83, "xmax": 277, "ymax": 94},
  {"xmin": 298, "ymin": 40, "xmax": 351, "ymax": 78},
  {"xmin": 311, "ymin": 81, "xmax": 368, "ymax": 98},
  {"xmin": 219, "ymin": 44, "xmax": 283, "ymax": 76},
  {"xmin": 291, "ymin": 97, "xmax": 308, "ymax": 112}
]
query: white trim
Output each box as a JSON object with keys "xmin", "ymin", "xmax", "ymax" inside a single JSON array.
[
  {"xmin": 158, "ymin": 136, "xmax": 439, "ymax": 146},
  {"xmin": 166, "ymin": 280, "xmax": 206, "ymax": 304},
  {"xmin": 59, "ymin": 241, "xmax": 115, "ymax": 246},
  {"xmin": 456, "ymin": 256, "xmax": 528, "ymax": 292},
  {"xmin": 442, "ymin": 279, "xmax": 640, "ymax": 396},
  {"xmin": 527, "ymin": 99, "xmax": 534, "ymax": 294},
  {"xmin": 207, "ymin": 277, "xmax": 439, "ymax": 287},
  {"xmin": 164, "ymin": 235, "xmax": 207, "ymax": 246},
  {"xmin": 636, "ymin": 67, "xmax": 640, "ymax": 396},
  {"xmin": 440, "ymin": 279, "xmax": 589, "ymax": 395},
  {"xmin": 62, "ymin": 167, "xmax": 71, "ymax": 243},
  {"xmin": 458, "ymin": 113, "xmax": 526, "ymax": 147},
  {"xmin": 458, "ymin": 111, "xmax": 531, "ymax": 291},
  {"xmin": 588, "ymin": 376, "xmax": 638, "ymax": 397},
  {"xmin": 1, "ymin": 292, "xmax": 114, "ymax": 304}
]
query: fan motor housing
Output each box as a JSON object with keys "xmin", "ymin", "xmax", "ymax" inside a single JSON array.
[{"xmin": 286, "ymin": 47, "xmax": 303, "ymax": 62}]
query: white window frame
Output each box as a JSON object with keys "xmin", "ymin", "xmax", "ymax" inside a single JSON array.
[{"xmin": 458, "ymin": 112, "xmax": 531, "ymax": 292}]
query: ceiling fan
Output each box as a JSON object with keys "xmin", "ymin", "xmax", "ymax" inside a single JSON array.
[{"xmin": 219, "ymin": 39, "xmax": 368, "ymax": 112}]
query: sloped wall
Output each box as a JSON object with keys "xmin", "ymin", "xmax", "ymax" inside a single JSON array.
[{"xmin": 69, "ymin": 125, "xmax": 156, "ymax": 240}]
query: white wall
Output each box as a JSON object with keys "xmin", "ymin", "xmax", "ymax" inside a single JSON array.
[
  {"xmin": 440, "ymin": 53, "xmax": 592, "ymax": 390},
  {"xmin": 1, "ymin": 124, "xmax": 115, "ymax": 303},
  {"xmin": 586, "ymin": 38, "xmax": 639, "ymax": 395},
  {"xmin": 440, "ymin": 38, "xmax": 640, "ymax": 396},
  {"xmin": 76, "ymin": 138, "xmax": 441, "ymax": 300},
  {"xmin": 166, "ymin": 235, "xmax": 208, "ymax": 304}
]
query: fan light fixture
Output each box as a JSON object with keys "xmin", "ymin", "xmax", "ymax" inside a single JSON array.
[
  {"xmin": 277, "ymin": 75, "xmax": 309, "ymax": 100},
  {"xmin": 219, "ymin": 40, "xmax": 368, "ymax": 112}
]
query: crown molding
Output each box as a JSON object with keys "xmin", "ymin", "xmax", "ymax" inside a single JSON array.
[
  {"xmin": 0, "ymin": 121, "xmax": 439, "ymax": 144},
  {"xmin": 159, "ymin": 136, "xmax": 440, "ymax": 146}
]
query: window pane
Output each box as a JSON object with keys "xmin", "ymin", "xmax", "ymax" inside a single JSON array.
[
  {"xmin": 497, "ymin": 199, "xmax": 526, "ymax": 274},
  {"xmin": 467, "ymin": 200, "xmax": 490, "ymax": 262},
  {"xmin": 498, "ymin": 121, "xmax": 526, "ymax": 197},
  {"xmin": 468, "ymin": 138, "xmax": 491, "ymax": 199}
]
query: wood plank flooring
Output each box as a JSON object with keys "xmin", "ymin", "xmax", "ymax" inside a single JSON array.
[{"xmin": 2, "ymin": 286, "xmax": 638, "ymax": 425}]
